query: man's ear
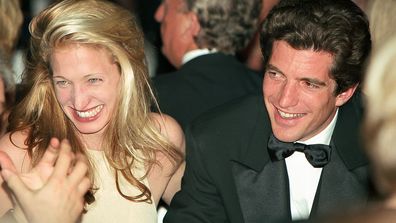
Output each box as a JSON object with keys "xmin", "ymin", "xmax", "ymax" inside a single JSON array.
[
  {"xmin": 335, "ymin": 84, "xmax": 358, "ymax": 106},
  {"xmin": 188, "ymin": 12, "xmax": 201, "ymax": 37}
]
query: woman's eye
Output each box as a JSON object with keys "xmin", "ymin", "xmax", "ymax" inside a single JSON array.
[
  {"xmin": 55, "ymin": 80, "xmax": 70, "ymax": 88},
  {"xmin": 88, "ymin": 78, "xmax": 103, "ymax": 84}
]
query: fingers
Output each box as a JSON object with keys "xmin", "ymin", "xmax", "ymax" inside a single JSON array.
[
  {"xmin": 47, "ymin": 139, "xmax": 91, "ymax": 196},
  {"xmin": 77, "ymin": 177, "xmax": 91, "ymax": 197},
  {"xmin": 51, "ymin": 139, "xmax": 74, "ymax": 179},
  {"xmin": 67, "ymin": 155, "xmax": 89, "ymax": 190},
  {"xmin": 38, "ymin": 138, "xmax": 61, "ymax": 167}
]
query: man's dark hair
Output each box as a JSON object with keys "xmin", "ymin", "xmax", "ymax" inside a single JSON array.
[{"xmin": 260, "ymin": 0, "xmax": 371, "ymax": 94}]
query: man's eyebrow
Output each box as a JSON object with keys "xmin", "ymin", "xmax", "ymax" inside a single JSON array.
[
  {"xmin": 266, "ymin": 64, "xmax": 284, "ymax": 75},
  {"xmin": 266, "ymin": 64, "xmax": 328, "ymax": 86},
  {"xmin": 300, "ymin": 77, "xmax": 327, "ymax": 86}
]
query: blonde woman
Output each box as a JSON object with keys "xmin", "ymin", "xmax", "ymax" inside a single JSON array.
[
  {"xmin": 0, "ymin": 0, "xmax": 185, "ymax": 222},
  {"xmin": 0, "ymin": 0, "xmax": 23, "ymax": 57},
  {"xmin": 367, "ymin": 0, "xmax": 396, "ymax": 51},
  {"xmin": 364, "ymin": 35, "xmax": 396, "ymax": 209}
]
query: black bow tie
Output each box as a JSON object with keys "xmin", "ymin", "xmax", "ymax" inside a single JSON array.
[{"xmin": 267, "ymin": 134, "xmax": 332, "ymax": 168}]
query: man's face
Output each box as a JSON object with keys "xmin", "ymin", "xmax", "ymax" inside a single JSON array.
[
  {"xmin": 155, "ymin": 0, "xmax": 195, "ymax": 68},
  {"xmin": 263, "ymin": 41, "xmax": 354, "ymax": 142}
]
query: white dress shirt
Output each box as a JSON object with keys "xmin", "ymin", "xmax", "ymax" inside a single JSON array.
[
  {"xmin": 182, "ymin": 48, "xmax": 218, "ymax": 65},
  {"xmin": 286, "ymin": 109, "xmax": 339, "ymax": 220}
]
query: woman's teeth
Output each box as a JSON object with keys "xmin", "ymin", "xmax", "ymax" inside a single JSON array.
[{"xmin": 76, "ymin": 105, "xmax": 103, "ymax": 118}]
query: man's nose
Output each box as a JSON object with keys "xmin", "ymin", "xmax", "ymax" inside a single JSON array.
[{"xmin": 278, "ymin": 83, "xmax": 299, "ymax": 108}]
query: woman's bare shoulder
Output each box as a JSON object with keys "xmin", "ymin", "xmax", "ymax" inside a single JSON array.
[
  {"xmin": 148, "ymin": 113, "xmax": 185, "ymax": 205},
  {"xmin": 150, "ymin": 112, "xmax": 185, "ymax": 152},
  {"xmin": 0, "ymin": 130, "xmax": 31, "ymax": 171},
  {"xmin": 0, "ymin": 130, "xmax": 29, "ymax": 151}
]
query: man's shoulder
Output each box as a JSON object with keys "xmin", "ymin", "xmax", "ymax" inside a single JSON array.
[
  {"xmin": 153, "ymin": 53, "xmax": 262, "ymax": 89},
  {"xmin": 188, "ymin": 94, "xmax": 266, "ymax": 138},
  {"xmin": 152, "ymin": 69, "xmax": 183, "ymax": 85},
  {"xmin": 183, "ymin": 94, "xmax": 268, "ymax": 161}
]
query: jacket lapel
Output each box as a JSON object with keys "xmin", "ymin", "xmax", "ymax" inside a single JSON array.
[
  {"xmin": 230, "ymin": 97, "xmax": 291, "ymax": 222},
  {"xmin": 310, "ymin": 144, "xmax": 369, "ymax": 218},
  {"xmin": 232, "ymin": 160, "xmax": 291, "ymax": 223},
  {"xmin": 311, "ymin": 92, "xmax": 370, "ymax": 217}
]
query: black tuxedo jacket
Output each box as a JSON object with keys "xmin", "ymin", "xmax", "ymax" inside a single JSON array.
[
  {"xmin": 153, "ymin": 53, "xmax": 262, "ymax": 129},
  {"xmin": 164, "ymin": 93, "xmax": 372, "ymax": 223}
]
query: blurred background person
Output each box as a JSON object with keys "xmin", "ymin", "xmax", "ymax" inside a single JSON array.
[
  {"xmin": 366, "ymin": 0, "xmax": 396, "ymax": 52},
  {"xmin": 153, "ymin": 0, "xmax": 263, "ymax": 129},
  {"xmin": 0, "ymin": 54, "xmax": 16, "ymax": 135},
  {"xmin": 0, "ymin": 0, "xmax": 23, "ymax": 58},
  {"xmin": 319, "ymin": 34, "xmax": 396, "ymax": 223},
  {"xmin": 237, "ymin": 0, "xmax": 280, "ymax": 73},
  {"xmin": 364, "ymin": 35, "xmax": 396, "ymax": 212},
  {"xmin": 0, "ymin": 0, "xmax": 22, "ymax": 135}
]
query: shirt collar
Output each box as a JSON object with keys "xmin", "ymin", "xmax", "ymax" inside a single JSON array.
[{"xmin": 182, "ymin": 48, "xmax": 218, "ymax": 65}]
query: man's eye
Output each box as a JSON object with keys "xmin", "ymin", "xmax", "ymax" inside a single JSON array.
[
  {"xmin": 266, "ymin": 71, "xmax": 283, "ymax": 80},
  {"xmin": 304, "ymin": 81, "xmax": 320, "ymax": 89}
]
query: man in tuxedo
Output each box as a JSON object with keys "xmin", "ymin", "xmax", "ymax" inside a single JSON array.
[
  {"xmin": 164, "ymin": 0, "xmax": 372, "ymax": 222},
  {"xmin": 152, "ymin": 0, "xmax": 263, "ymax": 129}
]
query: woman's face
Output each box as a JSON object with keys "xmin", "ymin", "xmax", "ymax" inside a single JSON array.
[{"xmin": 51, "ymin": 44, "xmax": 120, "ymax": 136}]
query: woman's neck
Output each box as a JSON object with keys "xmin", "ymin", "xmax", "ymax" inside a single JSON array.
[{"xmin": 80, "ymin": 133, "xmax": 104, "ymax": 151}]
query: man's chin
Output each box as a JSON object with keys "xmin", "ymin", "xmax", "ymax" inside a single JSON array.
[{"xmin": 271, "ymin": 130, "xmax": 300, "ymax": 143}]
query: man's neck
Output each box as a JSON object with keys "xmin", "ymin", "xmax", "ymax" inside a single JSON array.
[{"xmin": 298, "ymin": 109, "xmax": 339, "ymax": 146}]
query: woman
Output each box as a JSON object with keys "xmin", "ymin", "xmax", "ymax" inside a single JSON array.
[{"xmin": 0, "ymin": 0, "xmax": 185, "ymax": 222}]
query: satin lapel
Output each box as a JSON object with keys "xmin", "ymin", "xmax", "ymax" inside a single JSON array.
[
  {"xmin": 310, "ymin": 92, "xmax": 369, "ymax": 218},
  {"xmin": 230, "ymin": 95, "xmax": 291, "ymax": 222},
  {"xmin": 232, "ymin": 160, "xmax": 291, "ymax": 223},
  {"xmin": 310, "ymin": 145, "xmax": 369, "ymax": 218}
]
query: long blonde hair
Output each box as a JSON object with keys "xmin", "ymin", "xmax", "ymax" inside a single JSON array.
[
  {"xmin": 0, "ymin": 0, "xmax": 23, "ymax": 56},
  {"xmin": 363, "ymin": 35, "xmax": 396, "ymax": 195},
  {"xmin": 9, "ymin": 0, "xmax": 182, "ymax": 203},
  {"xmin": 367, "ymin": 0, "xmax": 396, "ymax": 51}
]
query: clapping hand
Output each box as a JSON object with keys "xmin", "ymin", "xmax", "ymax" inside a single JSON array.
[{"xmin": 0, "ymin": 138, "xmax": 91, "ymax": 223}]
